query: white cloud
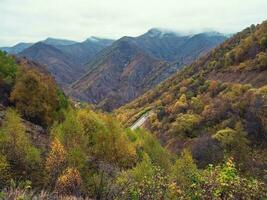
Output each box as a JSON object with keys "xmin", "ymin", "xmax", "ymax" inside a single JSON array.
[{"xmin": 0, "ymin": 0, "xmax": 266, "ymax": 46}]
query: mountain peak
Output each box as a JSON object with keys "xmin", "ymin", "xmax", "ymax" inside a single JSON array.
[
  {"xmin": 144, "ymin": 28, "xmax": 183, "ymax": 38},
  {"xmin": 85, "ymin": 36, "xmax": 114, "ymax": 43},
  {"xmin": 145, "ymin": 28, "xmax": 168, "ymax": 38},
  {"xmin": 31, "ymin": 42, "xmax": 55, "ymax": 49},
  {"xmin": 42, "ymin": 38, "xmax": 77, "ymax": 46},
  {"xmin": 85, "ymin": 36, "xmax": 101, "ymax": 42},
  {"xmin": 201, "ymin": 31, "xmax": 225, "ymax": 37}
]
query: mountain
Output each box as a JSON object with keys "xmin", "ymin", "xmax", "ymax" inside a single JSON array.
[
  {"xmin": 56, "ymin": 37, "xmax": 114, "ymax": 64},
  {"xmin": 18, "ymin": 42, "xmax": 86, "ymax": 86},
  {"xmin": 69, "ymin": 38, "xmax": 177, "ymax": 111},
  {"xmin": 17, "ymin": 37, "xmax": 114, "ymax": 86},
  {"xmin": 69, "ymin": 30, "xmax": 227, "ymax": 111},
  {"xmin": 116, "ymin": 21, "xmax": 267, "ymax": 155},
  {"xmin": 171, "ymin": 32, "xmax": 228, "ymax": 63},
  {"xmin": 0, "ymin": 38, "xmax": 78, "ymax": 55},
  {"xmin": 0, "ymin": 42, "xmax": 33, "ymax": 54},
  {"xmin": 131, "ymin": 29, "xmax": 227, "ymax": 62}
]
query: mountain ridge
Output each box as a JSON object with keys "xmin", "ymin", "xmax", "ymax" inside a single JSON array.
[{"xmin": 69, "ymin": 30, "xmax": 227, "ymax": 110}]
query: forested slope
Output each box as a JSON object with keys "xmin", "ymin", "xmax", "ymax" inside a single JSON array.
[{"xmin": 116, "ymin": 21, "xmax": 267, "ymax": 183}]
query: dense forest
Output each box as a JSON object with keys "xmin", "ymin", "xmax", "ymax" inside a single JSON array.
[{"xmin": 0, "ymin": 21, "xmax": 267, "ymax": 200}]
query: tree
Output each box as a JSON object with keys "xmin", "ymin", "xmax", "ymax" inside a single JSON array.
[
  {"xmin": 137, "ymin": 130, "xmax": 172, "ymax": 171},
  {"xmin": 256, "ymin": 52, "xmax": 267, "ymax": 70},
  {"xmin": 260, "ymin": 36, "xmax": 267, "ymax": 49},
  {"xmin": 0, "ymin": 51, "xmax": 17, "ymax": 84},
  {"xmin": 171, "ymin": 149, "xmax": 201, "ymax": 199},
  {"xmin": 191, "ymin": 135, "xmax": 224, "ymax": 168},
  {"xmin": 173, "ymin": 113, "xmax": 200, "ymax": 138},
  {"xmin": 51, "ymin": 109, "xmax": 87, "ymax": 170},
  {"xmin": 209, "ymin": 80, "xmax": 218, "ymax": 96},
  {"xmin": 10, "ymin": 67, "xmax": 60, "ymax": 127},
  {"xmin": 0, "ymin": 108, "xmax": 40, "ymax": 181},
  {"xmin": 45, "ymin": 137, "xmax": 67, "ymax": 187},
  {"xmin": 213, "ymin": 122, "xmax": 250, "ymax": 166},
  {"xmin": 190, "ymin": 96, "xmax": 204, "ymax": 114},
  {"xmin": 0, "ymin": 154, "xmax": 10, "ymax": 188},
  {"xmin": 128, "ymin": 154, "xmax": 169, "ymax": 200},
  {"xmin": 172, "ymin": 94, "xmax": 188, "ymax": 113},
  {"xmin": 55, "ymin": 167, "xmax": 82, "ymax": 196}
]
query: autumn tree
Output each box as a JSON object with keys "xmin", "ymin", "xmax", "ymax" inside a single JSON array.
[
  {"xmin": 0, "ymin": 154, "xmax": 10, "ymax": 188},
  {"xmin": 10, "ymin": 67, "xmax": 61, "ymax": 127},
  {"xmin": 93, "ymin": 115, "xmax": 136, "ymax": 168},
  {"xmin": 213, "ymin": 122, "xmax": 250, "ymax": 166},
  {"xmin": 45, "ymin": 137, "xmax": 67, "ymax": 187},
  {"xmin": 136, "ymin": 129, "xmax": 172, "ymax": 171},
  {"xmin": 0, "ymin": 108, "xmax": 40, "ymax": 181},
  {"xmin": 256, "ymin": 52, "xmax": 267, "ymax": 69},
  {"xmin": 172, "ymin": 94, "xmax": 188, "ymax": 113},
  {"xmin": 55, "ymin": 167, "xmax": 82, "ymax": 196},
  {"xmin": 170, "ymin": 149, "xmax": 201, "ymax": 199},
  {"xmin": 0, "ymin": 51, "xmax": 17, "ymax": 84},
  {"xmin": 128, "ymin": 154, "xmax": 169, "ymax": 200},
  {"xmin": 209, "ymin": 80, "xmax": 218, "ymax": 96},
  {"xmin": 190, "ymin": 96, "xmax": 204, "ymax": 114},
  {"xmin": 172, "ymin": 113, "xmax": 200, "ymax": 138},
  {"xmin": 260, "ymin": 36, "xmax": 267, "ymax": 49},
  {"xmin": 51, "ymin": 109, "xmax": 87, "ymax": 171}
]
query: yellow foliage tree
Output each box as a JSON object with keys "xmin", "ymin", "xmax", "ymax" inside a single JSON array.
[
  {"xmin": 173, "ymin": 94, "xmax": 188, "ymax": 113},
  {"xmin": 0, "ymin": 154, "xmax": 10, "ymax": 187},
  {"xmin": 10, "ymin": 67, "xmax": 59, "ymax": 127},
  {"xmin": 45, "ymin": 137, "xmax": 67, "ymax": 180},
  {"xmin": 55, "ymin": 167, "xmax": 82, "ymax": 196}
]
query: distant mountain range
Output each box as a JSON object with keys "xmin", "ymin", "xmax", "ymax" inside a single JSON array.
[
  {"xmin": 18, "ymin": 42, "xmax": 86, "ymax": 86},
  {"xmin": 0, "ymin": 42, "xmax": 33, "ymax": 54},
  {"xmin": 69, "ymin": 29, "xmax": 227, "ymax": 110},
  {"xmin": 14, "ymin": 37, "xmax": 114, "ymax": 86},
  {"xmin": 1, "ymin": 29, "xmax": 227, "ymax": 109}
]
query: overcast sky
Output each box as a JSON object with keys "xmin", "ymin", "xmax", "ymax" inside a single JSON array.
[{"xmin": 1, "ymin": 0, "xmax": 267, "ymax": 46}]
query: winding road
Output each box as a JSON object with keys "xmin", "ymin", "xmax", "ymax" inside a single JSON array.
[{"xmin": 130, "ymin": 111, "xmax": 151, "ymax": 130}]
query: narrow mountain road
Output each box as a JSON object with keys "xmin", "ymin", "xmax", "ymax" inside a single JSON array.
[{"xmin": 130, "ymin": 111, "xmax": 152, "ymax": 130}]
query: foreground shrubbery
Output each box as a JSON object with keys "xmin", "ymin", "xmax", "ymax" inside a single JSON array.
[{"xmin": 0, "ymin": 108, "xmax": 266, "ymax": 199}]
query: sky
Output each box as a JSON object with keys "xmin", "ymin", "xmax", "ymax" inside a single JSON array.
[{"xmin": 1, "ymin": 0, "xmax": 267, "ymax": 46}]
